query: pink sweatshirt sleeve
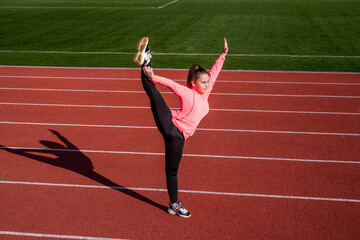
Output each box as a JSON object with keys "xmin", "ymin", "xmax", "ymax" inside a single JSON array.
[
  {"xmin": 150, "ymin": 75, "xmax": 190, "ymax": 98},
  {"xmin": 207, "ymin": 55, "xmax": 225, "ymax": 94}
]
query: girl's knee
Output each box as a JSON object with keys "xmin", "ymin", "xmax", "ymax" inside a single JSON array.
[{"xmin": 165, "ymin": 166, "xmax": 178, "ymax": 177}]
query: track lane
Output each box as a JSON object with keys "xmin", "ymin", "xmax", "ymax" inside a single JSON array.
[
  {"xmin": 1, "ymin": 148, "xmax": 360, "ymax": 200},
  {"xmin": 2, "ymin": 77, "xmax": 360, "ymax": 96},
  {"xmin": 2, "ymin": 90, "xmax": 360, "ymax": 113},
  {"xmin": 1, "ymin": 105, "xmax": 360, "ymax": 134},
  {"xmin": 2, "ymin": 65, "xmax": 360, "ymax": 83},
  {"xmin": 1, "ymin": 182, "xmax": 359, "ymax": 239},
  {"xmin": 1, "ymin": 124, "xmax": 359, "ymax": 163}
]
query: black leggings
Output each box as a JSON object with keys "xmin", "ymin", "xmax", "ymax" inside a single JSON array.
[{"xmin": 141, "ymin": 68, "xmax": 184, "ymax": 203}]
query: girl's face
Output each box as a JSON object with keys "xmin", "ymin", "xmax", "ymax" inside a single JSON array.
[{"xmin": 191, "ymin": 73, "xmax": 209, "ymax": 94}]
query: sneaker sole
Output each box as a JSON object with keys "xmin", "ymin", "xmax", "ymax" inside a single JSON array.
[
  {"xmin": 177, "ymin": 212, "xmax": 191, "ymax": 218},
  {"xmin": 167, "ymin": 208, "xmax": 191, "ymax": 218},
  {"xmin": 133, "ymin": 37, "xmax": 149, "ymax": 66}
]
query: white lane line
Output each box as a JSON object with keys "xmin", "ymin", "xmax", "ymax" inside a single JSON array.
[
  {"xmin": 2, "ymin": 75, "xmax": 360, "ymax": 86},
  {"xmin": 0, "ymin": 50, "xmax": 359, "ymax": 59},
  {"xmin": 197, "ymin": 128, "xmax": 360, "ymax": 137},
  {"xmin": 212, "ymin": 108, "xmax": 360, "ymax": 116},
  {"xmin": 210, "ymin": 92, "xmax": 360, "ymax": 99},
  {"xmin": 0, "ymin": 87, "xmax": 140, "ymax": 93},
  {"xmin": 0, "ymin": 102, "xmax": 151, "ymax": 109},
  {"xmin": 1, "ymin": 87, "xmax": 359, "ymax": 98},
  {"xmin": 0, "ymin": 121, "xmax": 156, "ymax": 129},
  {"xmin": 1, "ymin": 180, "xmax": 359, "ymax": 203},
  {"xmin": 1, "ymin": 75, "xmax": 140, "ymax": 81},
  {"xmin": 0, "ymin": 231, "xmax": 130, "ymax": 240},
  {"xmin": 0, "ymin": 121, "xmax": 359, "ymax": 136},
  {"xmin": 1, "ymin": 102, "xmax": 359, "ymax": 115},
  {"xmin": 0, "ymin": 147, "xmax": 359, "ymax": 164},
  {"xmin": 2, "ymin": 64, "xmax": 360, "ymax": 75},
  {"xmin": 214, "ymin": 80, "xmax": 360, "ymax": 86}
]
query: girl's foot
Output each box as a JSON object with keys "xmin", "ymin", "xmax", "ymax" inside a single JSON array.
[
  {"xmin": 133, "ymin": 37, "xmax": 151, "ymax": 66},
  {"xmin": 167, "ymin": 201, "xmax": 191, "ymax": 218}
]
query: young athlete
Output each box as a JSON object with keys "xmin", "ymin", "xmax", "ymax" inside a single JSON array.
[{"xmin": 133, "ymin": 37, "xmax": 228, "ymax": 218}]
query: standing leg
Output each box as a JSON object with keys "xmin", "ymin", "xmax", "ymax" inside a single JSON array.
[
  {"xmin": 165, "ymin": 128, "xmax": 191, "ymax": 218},
  {"xmin": 164, "ymin": 127, "xmax": 185, "ymax": 204}
]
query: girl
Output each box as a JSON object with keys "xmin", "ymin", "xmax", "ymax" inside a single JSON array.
[{"xmin": 134, "ymin": 37, "xmax": 228, "ymax": 218}]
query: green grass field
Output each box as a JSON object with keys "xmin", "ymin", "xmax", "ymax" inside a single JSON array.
[{"xmin": 0, "ymin": 0, "xmax": 359, "ymax": 71}]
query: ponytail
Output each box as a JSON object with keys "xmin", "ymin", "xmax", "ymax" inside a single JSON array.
[{"xmin": 187, "ymin": 64, "xmax": 208, "ymax": 88}]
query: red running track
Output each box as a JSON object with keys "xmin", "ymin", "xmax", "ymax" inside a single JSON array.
[{"xmin": 0, "ymin": 65, "xmax": 360, "ymax": 240}]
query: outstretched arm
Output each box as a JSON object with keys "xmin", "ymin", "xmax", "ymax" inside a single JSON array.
[
  {"xmin": 49, "ymin": 129, "xmax": 77, "ymax": 149},
  {"xmin": 207, "ymin": 37, "xmax": 228, "ymax": 93},
  {"xmin": 143, "ymin": 66, "xmax": 190, "ymax": 98},
  {"xmin": 221, "ymin": 37, "xmax": 229, "ymax": 58}
]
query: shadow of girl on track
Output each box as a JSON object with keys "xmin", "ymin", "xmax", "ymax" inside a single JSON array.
[{"xmin": 0, "ymin": 129, "xmax": 167, "ymax": 212}]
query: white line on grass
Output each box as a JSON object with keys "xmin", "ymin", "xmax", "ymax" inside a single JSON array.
[
  {"xmin": 1, "ymin": 180, "xmax": 359, "ymax": 203},
  {"xmin": 0, "ymin": 231, "xmax": 130, "ymax": 240},
  {"xmin": 1, "ymin": 147, "xmax": 359, "ymax": 164},
  {"xmin": 0, "ymin": 50, "xmax": 359, "ymax": 59},
  {"xmin": 1, "ymin": 87, "xmax": 359, "ymax": 98},
  {"xmin": 0, "ymin": 6, "xmax": 158, "ymax": 9},
  {"xmin": 155, "ymin": 52, "xmax": 360, "ymax": 59},
  {"xmin": 2, "ymin": 75, "xmax": 360, "ymax": 86},
  {"xmin": 0, "ymin": 50, "xmax": 133, "ymax": 54},
  {"xmin": 158, "ymin": 0, "xmax": 179, "ymax": 9},
  {"xmin": 0, "ymin": 0, "xmax": 178, "ymax": 10},
  {"xmin": 1, "ymin": 102, "xmax": 359, "ymax": 115},
  {"xmin": 0, "ymin": 121, "xmax": 359, "ymax": 136}
]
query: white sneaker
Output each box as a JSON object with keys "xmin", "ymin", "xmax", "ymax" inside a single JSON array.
[
  {"xmin": 167, "ymin": 201, "xmax": 191, "ymax": 218},
  {"xmin": 133, "ymin": 37, "xmax": 151, "ymax": 66}
]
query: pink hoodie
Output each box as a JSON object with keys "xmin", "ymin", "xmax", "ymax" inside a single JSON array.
[{"xmin": 150, "ymin": 55, "xmax": 225, "ymax": 139}]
